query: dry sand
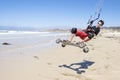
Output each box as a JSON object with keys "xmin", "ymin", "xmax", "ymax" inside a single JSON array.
[{"xmin": 0, "ymin": 31, "xmax": 120, "ymax": 80}]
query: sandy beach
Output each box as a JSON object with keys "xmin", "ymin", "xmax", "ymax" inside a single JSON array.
[{"xmin": 0, "ymin": 30, "xmax": 120, "ymax": 80}]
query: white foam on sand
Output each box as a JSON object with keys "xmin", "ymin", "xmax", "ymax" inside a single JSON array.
[{"xmin": 0, "ymin": 31, "xmax": 70, "ymax": 55}]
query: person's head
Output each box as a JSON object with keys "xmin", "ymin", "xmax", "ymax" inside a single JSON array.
[
  {"xmin": 97, "ymin": 20, "xmax": 104, "ymax": 28},
  {"xmin": 71, "ymin": 28, "xmax": 77, "ymax": 34}
]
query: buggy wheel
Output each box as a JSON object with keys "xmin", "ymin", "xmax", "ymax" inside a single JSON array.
[
  {"xmin": 79, "ymin": 42, "xmax": 86, "ymax": 48},
  {"xmin": 56, "ymin": 39, "xmax": 61, "ymax": 44},
  {"xmin": 83, "ymin": 47, "xmax": 89, "ymax": 53},
  {"xmin": 61, "ymin": 44, "xmax": 66, "ymax": 47}
]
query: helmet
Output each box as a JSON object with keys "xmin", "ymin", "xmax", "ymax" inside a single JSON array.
[
  {"xmin": 71, "ymin": 28, "xmax": 77, "ymax": 34},
  {"xmin": 98, "ymin": 20, "xmax": 104, "ymax": 26}
]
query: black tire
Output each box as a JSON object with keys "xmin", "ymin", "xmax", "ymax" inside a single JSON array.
[
  {"xmin": 79, "ymin": 42, "xmax": 86, "ymax": 48},
  {"xmin": 61, "ymin": 44, "xmax": 66, "ymax": 47},
  {"xmin": 83, "ymin": 47, "xmax": 89, "ymax": 53},
  {"xmin": 56, "ymin": 39, "xmax": 61, "ymax": 44}
]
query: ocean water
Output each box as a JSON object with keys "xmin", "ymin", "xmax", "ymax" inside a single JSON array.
[{"xmin": 0, "ymin": 30, "xmax": 70, "ymax": 54}]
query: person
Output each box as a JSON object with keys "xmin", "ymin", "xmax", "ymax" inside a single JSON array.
[{"xmin": 69, "ymin": 20, "xmax": 104, "ymax": 43}]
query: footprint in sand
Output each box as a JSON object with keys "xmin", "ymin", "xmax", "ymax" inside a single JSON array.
[
  {"xmin": 47, "ymin": 62, "xmax": 52, "ymax": 65},
  {"xmin": 33, "ymin": 56, "xmax": 39, "ymax": 60}
]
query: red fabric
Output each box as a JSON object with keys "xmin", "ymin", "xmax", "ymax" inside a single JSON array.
[{"xmin": 76, "ymin": 30, "xmax": 88, "ymax": 40}]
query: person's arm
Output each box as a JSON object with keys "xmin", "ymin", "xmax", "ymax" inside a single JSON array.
[
  {"xmin": 90, "ymin": 20, "xmax": 94, "ymax": 26},
  {"xmin": 84, "ymin": 25, "xmax": 93, "ymax": 32},
  {"xmin": 83, "ymin": 20, "xmax": 94, "ymax": 33},
  {"xmin": 69, "ymin": 34, "xmax": 75, "ymax": 42}
]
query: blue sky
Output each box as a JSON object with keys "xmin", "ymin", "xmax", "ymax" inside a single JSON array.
[{"xmin": 0, "ymin": 0, "xmax": 120, "ymax": 29}]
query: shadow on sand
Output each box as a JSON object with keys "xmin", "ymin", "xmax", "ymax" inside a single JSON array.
[{"xmin": 59, "ymin": 60, "xmax": 95, "ymax": 74}]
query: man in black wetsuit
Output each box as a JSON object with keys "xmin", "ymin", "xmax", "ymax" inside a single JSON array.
[{"xmin": 69, "ymin": 20, "xmax": 104, "ymax": 43}]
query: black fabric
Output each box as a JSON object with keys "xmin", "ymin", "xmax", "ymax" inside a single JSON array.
[
  {"xmin": 86, "ymin": 26, "xmax": 100, "ymax": 35},
  {"xmin": 88, "ymin": 32, "xmax": 94, "ymax": 39}
]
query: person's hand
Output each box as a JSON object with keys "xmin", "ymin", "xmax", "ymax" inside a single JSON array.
[
  {"xmin": 87, "ymin": 29, "xmax": 91, "ymax": 31},
  {"xmin": 80, "ymin": 40, "xmax": 85, "ymax": 43},
  {"xmin": 67, "ymin": 40, "xmax": 71, "ymax": 43},
  {"xmin": 90, "ymin": 20, "xmax": 93, "ymax": 24}
]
